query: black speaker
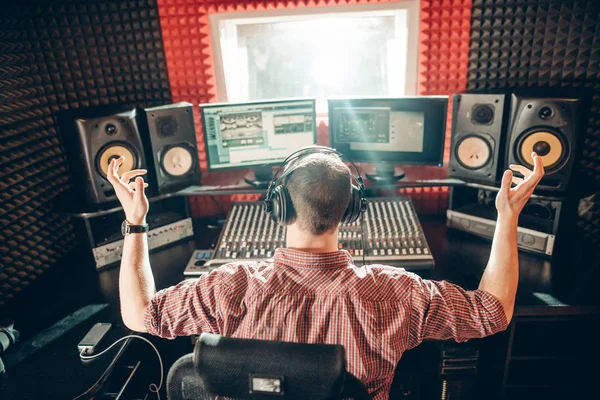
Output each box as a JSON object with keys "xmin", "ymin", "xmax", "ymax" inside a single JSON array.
[
  {"xmin": 58, "ymin": 107, "xmax": 147, "ymax": 205},
  {"xmin": 506, "ymin": 95, "xmax": 583, "ymax": 193},
  {"xmin": 449, "ymin": 94, "xmax": 509, "ymax": 185},
  {"xmin": 138, "ymin": 102, "xmax": 201, "ymax": 194}
]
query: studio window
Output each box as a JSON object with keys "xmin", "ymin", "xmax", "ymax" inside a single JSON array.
[{"xmin": 210, "ymin": 2, "xmax": 419, "ymax": 111}]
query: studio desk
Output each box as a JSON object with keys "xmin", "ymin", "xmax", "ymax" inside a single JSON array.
[{"xmin": 2, "ymin": 171, "xmax": 600, "ymax": 400}]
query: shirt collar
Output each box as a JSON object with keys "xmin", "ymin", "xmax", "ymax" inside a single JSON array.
[{"xmin": 274, "ymin": 248, "xmax": 353, "ymax": 269}]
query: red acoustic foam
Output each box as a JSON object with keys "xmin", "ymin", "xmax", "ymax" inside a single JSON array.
[{"xmin": 418, "ymin": 0, "xmax": 471, "ymax": 96}]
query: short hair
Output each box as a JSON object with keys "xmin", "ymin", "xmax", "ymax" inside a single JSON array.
[{"xmin": 286, "ymin": 153, "xmax": 352, "ymax": 235}]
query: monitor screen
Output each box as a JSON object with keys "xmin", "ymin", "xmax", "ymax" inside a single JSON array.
[
  {"xmin": 328, "ymin": 97, "xmax": 447, "ymax": 165},
  {"xmin": 200, "ymin": 99, "xmax": 317, "ymax": 170}
]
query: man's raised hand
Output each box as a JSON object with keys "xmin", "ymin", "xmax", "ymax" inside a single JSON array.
[
  {"xmin": 495, "ymin": 152, "xmax": 545, "ymax": 220},
  {"xmin": 106, "ymin": 156, "xmax": 149, "ymax": 225}
]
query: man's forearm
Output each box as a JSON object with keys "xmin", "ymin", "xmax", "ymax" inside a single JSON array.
[
  {"xmin": 478, "ymin": 215, "xmax": 519, "ymax": 323},
  {"xmin": 119, "ymin": 232, "xmax": 155, "ymax": 331}
]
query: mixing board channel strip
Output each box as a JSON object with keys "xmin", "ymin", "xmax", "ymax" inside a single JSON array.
[{"xmin": 207, "ymin": 197, "xmax": 434, "ymax": 271}]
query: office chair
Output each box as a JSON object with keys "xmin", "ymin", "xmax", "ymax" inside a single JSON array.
[{"xmin": 167, "ymin": 333, "xmax": 371, "ymax": 400}]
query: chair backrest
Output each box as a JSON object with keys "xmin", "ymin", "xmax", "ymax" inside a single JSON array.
[
  {"xmin": 166, "ymin": 353, "xmax": 213, "ymax": 400},
  {"xmin": 167, "ymin": 333, "xmax": 371, "ymax": 400}
]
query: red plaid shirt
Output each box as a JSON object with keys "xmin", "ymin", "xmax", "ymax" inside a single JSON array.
[{"xmin": 145, "ymin": 249, "xmax": 508, "ymax": 399}]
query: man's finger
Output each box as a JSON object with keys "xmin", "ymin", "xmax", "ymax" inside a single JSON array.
[
  {"xmin": 111, "ymin": 156, "xmax": 120, "ymax": 178},
  {"xmin": 516, "ymin": 154, "xmax": 545, "ymax": 192},
  {"xmin": 499, "ymin": 170, "xmax": 513, "ymax": 197},
  {"xmin": 106, "ymin": 158, "xmax": 133, "ymax": 197},
  {"xmin": 113, "ymin": 156, "xmax": 125, "ymax": 177},
  {"xmin": 106, "ymin": 159, "xmax": 125, "ymax": 186},
  {"xmin": 121, "ymin": 169, "xmax": 147, "ymax": 183},
  {"xmin": 106, "ymin": 159, "xmax": 118, "ymax": 183},
  {"xmin": 511, "ymin": 176, "xmax": 524, "ymax": 185},
  {"xmin": 532, "ymin": 152, "xmax": 545, "ymax": 182},
  {"xmin": 509, "ymin": 164, "xmax": 533, "ymax": 179},
  {"xmin": 129, "ymin": 182, "xmax": 149, "ymax": 190},
  {"xmin": 134, "ymin": 177, "xmax": 145, "ymax": 203}
]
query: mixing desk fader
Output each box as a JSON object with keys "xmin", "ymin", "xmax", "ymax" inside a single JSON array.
[{"xmin": 205, "ymin": 197, "xmax": 434, "ymax": 271}]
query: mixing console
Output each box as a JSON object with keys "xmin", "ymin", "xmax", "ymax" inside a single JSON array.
[{"xmin": 203, "ymin": 197, "xmax": 434, "ymax": 271}]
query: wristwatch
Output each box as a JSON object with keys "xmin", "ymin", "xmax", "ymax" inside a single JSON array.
[{"xmin": 121, "ymin": 219, "xmax": 149, "ymax": 236}]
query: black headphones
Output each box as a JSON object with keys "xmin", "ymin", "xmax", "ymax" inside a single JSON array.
[{"xmin": 264, "ymin": 146, "xmax": 367, "ymax": 226}]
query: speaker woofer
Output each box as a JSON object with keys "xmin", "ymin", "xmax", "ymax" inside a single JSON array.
[
  {"xmin": 455, "ymin": 136, "xmax": 492, "ymax": 170},
  {"xmin": 161, "ymin": 145, "xmax": 194, "ymax": 177},
  {"xmin": 515, "ymin": 129, "xmax": 567, "ymax": 171},
  {"xmin": 97, "ymin": 144, "xmax": 137, "ymax": 178}
]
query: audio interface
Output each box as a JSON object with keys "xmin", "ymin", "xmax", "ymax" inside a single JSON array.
[
  {"xmin": 447, "ymin": 185, "xmax": 578, "ymax": 257},
  {"xmin": 92, "ymin": 217, "xmax": 194, "ymax": 268},
  {"xmin": 447, "ymin": 210, "xmax": 555, "ymax": 255}
]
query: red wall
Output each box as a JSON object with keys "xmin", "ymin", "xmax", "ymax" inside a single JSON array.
[{"xmin": 157, "ymin": 0, "xmax": 472, "ymax": 216}]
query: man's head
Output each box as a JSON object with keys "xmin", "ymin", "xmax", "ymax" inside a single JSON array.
[{"xmin": 285, "ymin": 153, "xmax": 352, "ymax": 235}]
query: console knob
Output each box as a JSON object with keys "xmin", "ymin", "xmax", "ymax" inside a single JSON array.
[{"xmin": 522, "ymin": 234, "xmax": 535, "ymax": 245}]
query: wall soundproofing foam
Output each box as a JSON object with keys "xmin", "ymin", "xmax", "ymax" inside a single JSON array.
[{"xmin": 0, "ymin": 0, "xmax": 172, "ymax": 305}]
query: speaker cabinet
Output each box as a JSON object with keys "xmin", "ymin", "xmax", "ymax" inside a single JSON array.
[
  {"xmin": 58, "ymin": 107, "xmax": 147, "ymax": 205},
  {"xmin": 506, "ymin": 95, "xmax": 583, "ymax": 193},
  {"xmin": 138, "ymin": 102, "xmax": 201, "ymax": 194},
  {"xmin": 449, "ymin": 94, "xmax": 509, "ymax": 185}
]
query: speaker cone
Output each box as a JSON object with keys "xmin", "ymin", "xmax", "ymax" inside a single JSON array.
[
  {"xmin": 97, "ymin": 144, "xmax": 136, "ymax": 178},
  {"xmin": 516, "ymin": 130, "xmax": 566, "ymax": 171},
  {"xmin": 456, "ymin": 136, "xmax": 492, "ymax": 169},
  {"xmin": 161, "ymin": 145, "xmax": 194, "ymax": 177}
]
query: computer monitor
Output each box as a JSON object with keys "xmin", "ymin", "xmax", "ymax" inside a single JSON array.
[
  {"xmin": 328, "ymin": 97, "xmax": 447, "ymax": 182},
  {"xmin": 200, "ymin": 98, "xmax": 317, "ymax": 187}
]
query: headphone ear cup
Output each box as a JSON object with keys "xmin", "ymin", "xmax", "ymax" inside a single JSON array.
[
  {"xmin": 342, "ymin": 184, "xmax": 363, "ymax": 224},
  {"xmin": 271, "ymin": 185, "xmax": 296, "ymax": 226}
]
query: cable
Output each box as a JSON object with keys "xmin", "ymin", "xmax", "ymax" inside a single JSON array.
[
  {"xmin": 209, "ymin": 195, "xmax": 227, "ymax": 218},
  {"xmin": 360, "ymin": 208, "xmax": 367, "ymax": 267},
  {"xmin": 73, "ymin": 335, "xmax": 163, "ymax": 400},
  {"xmin": 71, "ymin": 364, "xmax": 109, "ymax": 400},
  {"xmin": 71, "ymin": 333, "xmax": 131, "ymax": 400}
]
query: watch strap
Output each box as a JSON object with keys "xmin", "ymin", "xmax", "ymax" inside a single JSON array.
[{"xmin": 127, "ymin": 224, "xmax": 149, "ymax": 234}]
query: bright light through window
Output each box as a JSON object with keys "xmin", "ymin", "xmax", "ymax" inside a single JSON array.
[{"xmin": 211, "ymin": 3, "xmax": 419, "ymax": 111}]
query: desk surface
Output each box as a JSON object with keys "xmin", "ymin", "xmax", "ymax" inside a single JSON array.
[
  {"xmin": 1, "ymin": 216, "xmax": 599, "ymax": 399},
  {"xmin": 93, "ymin": 215, "xmax": 600, "ymax": 315}
]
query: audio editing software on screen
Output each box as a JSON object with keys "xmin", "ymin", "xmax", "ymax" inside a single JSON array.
[
  {"xmin": 333, "ymin": 107, "xmax": 425, "ymax": 153},
  {"xmin": 203, "ymin": 101, "xmax": 315, "ymax": 169}
]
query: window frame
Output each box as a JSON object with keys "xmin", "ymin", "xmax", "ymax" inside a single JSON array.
[{"xmin": 209, "ymin": 1, "xmax": 420, "ymax": 104}]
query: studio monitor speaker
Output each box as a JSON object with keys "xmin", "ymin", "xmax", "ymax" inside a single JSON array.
[
  {"xmin": 138, "ymin": 102, "xmax": 201, "ymax": 194},
  {"xmin": 449, "ymin": 94, "xmax": 509, "ymax": 185},
  {"xmin": 58, "ymin": 107, "xmax": 147, "ymax": 205},
  {"xmin": 506, "ymin": 95, "xmax": 583, "ymax": 193}
]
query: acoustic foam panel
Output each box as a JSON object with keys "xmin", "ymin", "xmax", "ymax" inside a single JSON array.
[
  {"xmin": 0, "ymin": 0, "xmax": 172, "ymax": 306},
  {"xmin": 466, "ymin": 0, "xmax": 600, "ymax": 243},
  {"xmin": 157, "ymin": 0, "xmax": 471, "ymax": 216}
]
